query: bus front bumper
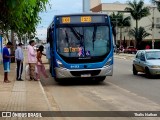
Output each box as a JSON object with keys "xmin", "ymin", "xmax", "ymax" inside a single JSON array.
[{"xmin": 55, "ymin": 65, "xmax": 113, "ymax": 79}]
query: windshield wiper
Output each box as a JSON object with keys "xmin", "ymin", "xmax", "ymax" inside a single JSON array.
[
  {"xmin": 70, "ymin": 27, "xmax": 82, "ymax": 40},
  {"xmin": 92, "ymin": 26, "xmax": 97, "ymax": 50},
  {"xmin": 65, "ymin": 30, "xmax": 69, "ymax": 45},
  {"xmin": 70, "ymin": 27, "xmax": 84, "ymax": 47}
]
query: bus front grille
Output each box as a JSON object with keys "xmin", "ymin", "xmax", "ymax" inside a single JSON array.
[{"xmin": 70, "ymin": 70, "xmax": 101, "ymax": 77}]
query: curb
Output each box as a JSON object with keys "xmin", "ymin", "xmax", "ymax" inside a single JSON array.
[
  {"xmin": 38, "ymin": 81, "xmax": 53, "ymax": 111},
  {"xmin": 38, "ymin": 81, "xmax": 55, "ymax": 120}
]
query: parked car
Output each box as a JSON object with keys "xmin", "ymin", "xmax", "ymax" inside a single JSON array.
[
  {"xmin": 124, "ymin": 46, "xmax": 137, "ymax": 54},
  {"xmin": 133, "ymin": 49, "xmax": 160, "ymax": 77}
]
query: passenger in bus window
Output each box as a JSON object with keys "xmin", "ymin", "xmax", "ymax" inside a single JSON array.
[{"xmin": 94, "ymin": 30, "xmax": 108, "ymax": 56}]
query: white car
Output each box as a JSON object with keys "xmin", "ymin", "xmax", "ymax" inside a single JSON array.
[{"xmin": 133, "ymin": 49, "xmax": 160, "ymax": 77}]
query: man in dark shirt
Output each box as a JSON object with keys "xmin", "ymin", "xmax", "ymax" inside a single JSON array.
[{"xmin": 3, "ymin": 42, "xmax": 14, "ymax": 83}]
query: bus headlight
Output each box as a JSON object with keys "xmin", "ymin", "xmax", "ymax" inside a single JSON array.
[
  {"xmin": 56, "ymin": 59, "xmax": 64, "ymax": 68},
  {"xmin": 104, "ymin": 57, "xmax": 113, "ymax": 67}
]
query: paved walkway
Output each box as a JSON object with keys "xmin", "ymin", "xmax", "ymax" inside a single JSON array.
[{"xmin": 0, "ymin": 62, "xmax": 54, "ymax": 120}]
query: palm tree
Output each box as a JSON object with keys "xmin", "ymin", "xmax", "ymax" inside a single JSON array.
[
  {"xmin": 110, "ymin": 12, "xmax": 131, "ymax": 46},
  {"xmin": 110, "ymin": 13, "xmax": 117, "ymax": 45},
  {"xmin": 125, "ymin": 0, "xmax": 150, "ymax": 47},
  {"xmin": 129, "ymin": 27, "xmax": 150, "ymax": 49}
]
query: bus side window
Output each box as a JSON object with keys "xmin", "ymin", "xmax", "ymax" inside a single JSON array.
[{"xmin": 49, "ymin": 28, "xmax": 54, "ymax": 49}]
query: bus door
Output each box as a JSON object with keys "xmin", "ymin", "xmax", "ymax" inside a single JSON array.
[{"xmin": 49, "ymin": 27, "xmax": 56, "ymax": 77}]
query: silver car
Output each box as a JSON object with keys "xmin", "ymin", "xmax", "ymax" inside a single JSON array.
[{"xmin": 133, "ymin": 49, "xmax": 160, "ymax": 77}]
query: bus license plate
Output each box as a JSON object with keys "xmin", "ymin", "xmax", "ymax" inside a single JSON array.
[{"xmin": 81, "ymin": 74, "xmax": 91, "ymax": 77}]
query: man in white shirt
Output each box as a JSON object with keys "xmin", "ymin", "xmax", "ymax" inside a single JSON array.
[
  {"xmin": 27, "ymin": 40, "xmax": 37, "ymax": 81},
  {"xmin": 15, "ymin": 43, "xmax": 24, "ymax": 81}
]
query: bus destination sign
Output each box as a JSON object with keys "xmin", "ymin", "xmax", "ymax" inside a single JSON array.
[
  {"xmin": 81, "ymin": 16, "xmax": 91, "ymax": 22},
  {"xmin": 60, "ymin": 15, "xmax": 105, "ymax": 24},
  {"xmin": 62, "ymin": 17, "xmax": 70, "ymax": 23}
]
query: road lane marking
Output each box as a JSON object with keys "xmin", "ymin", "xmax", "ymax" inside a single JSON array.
[{"xmin": 106, "ymin": 81, "xmax": 160, "ymax": 107}]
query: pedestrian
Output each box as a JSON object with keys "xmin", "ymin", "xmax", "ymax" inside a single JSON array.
[
  {"xmin": 45, "ymin": 40, "xmax": 50, "ymax": 64},
  {"xmin": 36, "ymin": 45, "xmax": 48, "ymax": 80},
  {"xmin": 15, "ymin": 43, "xmax": 24, "ymax": 81},
  {"xmin": 2, "ymin": 42, "xmax": 14, "ymax": 83},
  {"xmin": 27, "ymin": 40, "xmax": 37, "ymax": 81}
]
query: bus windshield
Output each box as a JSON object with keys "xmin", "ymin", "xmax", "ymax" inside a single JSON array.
[{"xmin": 56, "ymin": 25, "xmax": 111, "ymax": 63}]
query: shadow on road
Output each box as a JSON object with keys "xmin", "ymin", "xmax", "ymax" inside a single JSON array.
[
  {"xmin": 41, "ymin": 76, "xmax": 110, "ymax": 87},
  {"xmin": 56, "ymin": 78, "xmax": 108, "ymax": 86},
  {"xmin": 136, "ymin": 73, "xmax": 160, "ymax": 80}
]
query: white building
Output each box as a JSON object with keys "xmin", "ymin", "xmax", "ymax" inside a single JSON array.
[
  {"xmin": 83, "ymin": 0, "xmax": 101, "ymax": 12},
  {"xmin": 83, "ymin": 0, "xmax": 160, "ymax": 48}
]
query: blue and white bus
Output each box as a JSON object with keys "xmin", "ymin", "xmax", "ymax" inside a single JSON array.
[{"xmin": 47, "ymin": 13, "xmax": 114, "ymax": 82}]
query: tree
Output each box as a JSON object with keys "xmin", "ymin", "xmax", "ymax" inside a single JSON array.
[
  {"xmin": 125, "ymin": 0, "xmax": 150, "ymax": 47},
  {"xmin": 0, "ymin": 0, "xmax": 48, "ymax": 62},
  {"xmin": 129, "ymin": 27, "xmax": 150, "ymax": 49},
  {"xmin": 110, "ymin": 12, "xmax": 131, "ymax": 46},
  {"xmin": 0, "ymin": 0, "xmax": 48, "ymax": 35},
  {"xmin": 110, "ymin": 14, "xmax": 117, "ymax": 45}
]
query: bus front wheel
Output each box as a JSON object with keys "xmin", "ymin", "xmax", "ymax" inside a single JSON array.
[{"xmin": 97, "ymin": 76, "xmax": 106, "ymax": 82}]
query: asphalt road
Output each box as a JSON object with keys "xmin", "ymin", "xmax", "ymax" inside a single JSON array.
[
  {"xmin": 40, "ymin": 57, "xmax": 160, "ymax": 120},
  {"xmin": 108, "ymin": 57, "xmax": 160, "ymax": 105}
]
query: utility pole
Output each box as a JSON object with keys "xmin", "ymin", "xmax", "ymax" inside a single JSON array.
[
  {"xmin": 151, "ymin": 6, "xmax": 156, "ymax": 49},
  {"xmin": 151, "ymin": 0, "xmax": 160, "ymax": 49}
]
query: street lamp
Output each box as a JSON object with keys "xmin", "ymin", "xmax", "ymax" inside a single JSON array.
[
  {"xmin": 149, "ymin": 6, "xmax": 157, "ymax": 49},
  {"xmin": 150, "ymin": 0, "xmax": 160, "ymax": 49}
]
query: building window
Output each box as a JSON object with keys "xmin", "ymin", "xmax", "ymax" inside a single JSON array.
[
  {"xmin": 156, "ymin": 18, "xmax": 160, "ymax": 28},
  {"xmin": 156, "ymin": 18, "xmax": 160, "ymax": 23}
]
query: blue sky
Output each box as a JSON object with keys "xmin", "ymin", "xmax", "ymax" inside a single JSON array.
[{"xmin": 36, "ymin": 0, "xmax": 151, "ymax": 40}]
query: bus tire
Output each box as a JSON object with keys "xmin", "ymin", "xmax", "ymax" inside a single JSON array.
[{"xmin": 97, "ymin": 76, "xmax": 106, "ymax": 82}]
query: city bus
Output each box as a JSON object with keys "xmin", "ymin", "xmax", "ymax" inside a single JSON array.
[{"xmin": 47, "ymin": 13, "xmax": 114, "ymax": 82}]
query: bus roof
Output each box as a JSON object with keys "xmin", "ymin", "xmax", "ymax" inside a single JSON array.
[
  {"xmin": 54, "ymin": 13, "xmax": 109, "ymax": 17},
  {"xmin": 47, "ymin": 13, "xmax": 109, "ymax": 29}
]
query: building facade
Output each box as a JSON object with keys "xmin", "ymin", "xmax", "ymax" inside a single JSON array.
[
  {"xmin": 89, "ymin": 1, "xmax": 160, "ymax": 48},
  {"xmin": 83, "ymin": 0, "xmax": 101, "ymax": 12}
]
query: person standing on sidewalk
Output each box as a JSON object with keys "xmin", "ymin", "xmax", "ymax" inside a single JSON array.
[
  {"xmin": 36, "ymin": 45, "xmax": 48, "ymax": 80},
  {"xmin": 2, "ymin": 42, "xmax": 14, "ymax": 83},
  {"xmin": 15, "ymin": 43, "xmax": 24, "ymax": 81},
  {"xmin": 27, "ymin": 40, "xmax": 37, "ymax": 81}
]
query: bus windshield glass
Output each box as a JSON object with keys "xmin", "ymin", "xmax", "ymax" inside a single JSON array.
[{"xmin": 56, "ymin": 25, "xmax": 111, "ymax": 62}]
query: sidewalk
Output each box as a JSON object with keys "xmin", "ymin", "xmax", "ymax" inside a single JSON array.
[{"xmin": 0, "ymin": 62, "xmax": 54, "ymax": 120}]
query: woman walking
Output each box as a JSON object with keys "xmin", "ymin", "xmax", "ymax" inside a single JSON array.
[{"xmin": 36, "ymin": 45, "xmax": 48, "ymax": 80}]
